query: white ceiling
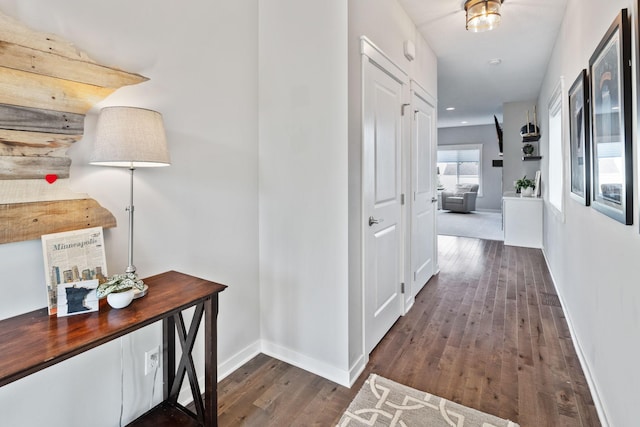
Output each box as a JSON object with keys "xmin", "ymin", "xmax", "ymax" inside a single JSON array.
[{"xmin": 399, "ymin": 0, "xmax": 568, "ymax": 128}]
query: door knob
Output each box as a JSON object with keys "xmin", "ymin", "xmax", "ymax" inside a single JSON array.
[
  {"xmin": 368, "ymin": 216, "xmax": 383, "ymax": 226},
  {"xmin": 431, "ymin": 197, "xmax": 438, "ymax": 203}
]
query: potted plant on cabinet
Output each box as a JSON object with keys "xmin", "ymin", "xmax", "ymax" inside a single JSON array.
[
  {"xmin": 96, "ymin": 272, "xmax": 145, "ymax": 308},
  {"xmin": 515, "ymin": 175, "xmax": 536, "ymax": 197}
]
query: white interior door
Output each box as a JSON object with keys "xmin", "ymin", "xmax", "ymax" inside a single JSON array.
[
  {"xmin": 363, "ymin": 45, "xmax": 405, "ymax": 354},
  {"xmin": 410, "ymin": 85, "xmax": 437, "ymax": 297}
]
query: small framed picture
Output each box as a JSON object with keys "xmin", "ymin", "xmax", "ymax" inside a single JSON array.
[
  {"xmin": 568, "ymin": 70, "xmax": 590, "ymax": 205},
  {"xmin": 588, "ymin": 9, "xmax": 632, "ymax": 224},
  {"xmin": 56, "ymin": 280, "xmax": 99, "ymax": 317}
]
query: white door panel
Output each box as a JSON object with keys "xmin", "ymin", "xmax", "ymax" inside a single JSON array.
[
  {"xmin": 413, "ymin": 210, "xmax": 431, "ymax": 282},
  {"xmin": 416, "ymin": 113, "xmax": 432, "ymax": 194},
  {"xmin": 363, "ymin": 55, "xmax": 404, "ymax": 355},
  {"xmin": 411, "ymin": 88, "xmax": 436, "ymax": 296},
  {"xmin": 372, "ymin": 224, "xmax": 399, "ymax": 316},
  {"xmin": 374, "ymin": 86, "xmax": 399, "ymax": 203}
]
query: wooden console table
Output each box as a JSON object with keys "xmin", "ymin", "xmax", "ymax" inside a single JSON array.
[{"xmin": 0, "ymin": 270, "xmax": 227, "ymax": 426}]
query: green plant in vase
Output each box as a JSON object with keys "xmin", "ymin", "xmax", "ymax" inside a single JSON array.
[
  {"xmin": 96, "ymin": 272, "xmax": 145, "ymax": 308},
  {"xmin": 515, "ymin": 175, "xmax": 536, "ymax": 196}
]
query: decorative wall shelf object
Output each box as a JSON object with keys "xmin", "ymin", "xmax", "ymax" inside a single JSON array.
[
  {"xmin": 0, "ymin": 11, "xmax": 148, "ymax": 244},
  {"xmin": 519, "ymin": 106, "xmax": 541, "ymax": 159},
  {"xmin": 521, "ymin": 134, "xmax": 541, "ymax": 143}
]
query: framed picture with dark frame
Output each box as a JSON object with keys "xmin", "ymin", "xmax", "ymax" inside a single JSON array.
[
  {"xmin": 635, "ymin": 0, "xmax": 640, "ymax": 231},
  {"xmin": 588, "ymin": 8, "xmax": 633, "ymax": 224},
  {"xmin": 568, "ymin": 69, "xmax": 590, "ymax": 205}
]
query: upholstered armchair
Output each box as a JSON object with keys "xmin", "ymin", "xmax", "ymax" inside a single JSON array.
[{"xmin": 441, "ymin": 184, "xmax": 479, "ymax": 213}]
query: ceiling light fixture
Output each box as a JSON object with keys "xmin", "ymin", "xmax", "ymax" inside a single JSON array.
[
  {"xmin": 446, "ymin": 107, "xmax": 456, "ymax": 111},
  {"xmin": 464, "ymin": 0, "xmax": 503, "ymax": 33}
]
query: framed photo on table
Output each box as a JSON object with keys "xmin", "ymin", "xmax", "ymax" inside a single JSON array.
[
  {"xmin": 568, "ymin": 69, "xmax": 590, "ymax": 205},
  {"xmin": 588, "ymin": 8, "xmax": 632, "ymax": 224},
  {"xmin": 56, "ymin": 279, "xmax": 99, "ymax": 317}
]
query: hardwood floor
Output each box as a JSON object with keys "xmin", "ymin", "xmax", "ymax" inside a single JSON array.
[{"xmin": 216, "ymin": 236, "xmax": 601, "ymax": 426}]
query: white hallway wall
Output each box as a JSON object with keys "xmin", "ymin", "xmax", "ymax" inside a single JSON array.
[
  {"xmin": 258, "ymin": 0, "xmax": 351, "ymax": 384},
  {"xmin": 0, "ymin": 0, "xmax": 260, "ymax": 425},
  {"xmin": 259, "ymin": 0, "xmax": 438, "ymax": 387},
  {"xmin": 502, "ymin": 101, "xmax": 541, "ymax": 194},
  {"xmin": 538, "ymin": 0, "xmax": 639, "ymax": 425}
]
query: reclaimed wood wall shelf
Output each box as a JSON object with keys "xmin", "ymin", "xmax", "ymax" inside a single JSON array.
[
  {"xmin": 0, "ymin": 11, "xmax": 148, "ymax": 244},
  {"xmin": 0, "ymin": 199, "xmax": 117, "ymax": 244}
]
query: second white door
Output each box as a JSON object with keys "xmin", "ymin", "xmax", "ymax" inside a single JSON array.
[{"xmin": 410, "ymin": 86, "xmax": 437, "ymax": 297}]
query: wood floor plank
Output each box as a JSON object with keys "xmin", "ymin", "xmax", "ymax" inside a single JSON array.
[
  {"xmin": 216, "ymin": 236, "xmax": 601, "ymax": 426},
  {"xmin": 478, "ymin": 241, "xmax": 506, "ymax": 416}
]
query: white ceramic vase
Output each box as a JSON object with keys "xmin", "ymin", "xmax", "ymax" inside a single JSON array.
[
  {"xmin": 107, "ymin": 289, "xmax": 135, "ymax": 309},
  {"xmin": 521, "ymin": 187, "xmax": 534, "ymax": 197}
]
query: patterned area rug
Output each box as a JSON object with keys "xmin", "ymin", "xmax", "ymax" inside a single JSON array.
[{"xmin": 338, "ymin": 374, "xmax": 519, "ymax": 427}]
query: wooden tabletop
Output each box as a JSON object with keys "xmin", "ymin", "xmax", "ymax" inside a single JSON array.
[{"xmin": 0, "ymin": 270, "xmax": 226, "ymax": 387}]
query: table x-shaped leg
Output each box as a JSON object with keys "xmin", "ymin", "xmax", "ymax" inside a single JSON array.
[{"xmin": 164, "ymin": 302, "xmax": 206, "ymax": 423}]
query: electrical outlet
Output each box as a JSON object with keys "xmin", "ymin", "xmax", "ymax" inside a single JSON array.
[{"xmin": 144, "ymin": 346, "xmax": 160, "ymax": 376}]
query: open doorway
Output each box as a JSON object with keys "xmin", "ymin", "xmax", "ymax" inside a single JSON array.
[{"xmin": 436, "ymin": 124, "xmax": 503, "ymax": 241}]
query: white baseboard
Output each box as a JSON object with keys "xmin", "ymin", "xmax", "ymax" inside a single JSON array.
[
  {"xmin": 261, "ymin": 339, "xmax": 351, "ymax": 387},
  {"xmin": 177, "ymin": 340, "xmax": 261, "ymax": 407},
  {"xmin": 404, "ymin": 296, "xmax": 415, "ymax": 315},
  {"xmin": 541, "ymin": 249, "xmax": 610, "ymax": 427},
  {"xmin": 348, "ymin": 354, "xmax": 367, "ymax": 387},
  {"xmin": 175, "ymin": 337, "xmax": 359, "ymax": 408},
  {"xmin": 218, "ymin": 340, "xmax": 262, "ymax": 381}
]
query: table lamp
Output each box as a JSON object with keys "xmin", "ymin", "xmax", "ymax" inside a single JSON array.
[{"xmin": 90, "ymin": 106, "xmax": 171, "ymax": 297}]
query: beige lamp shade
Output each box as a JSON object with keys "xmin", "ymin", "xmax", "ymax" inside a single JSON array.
[{"xmin": 90, "ymin": 106, "xmax": 170, "ymax": 168}]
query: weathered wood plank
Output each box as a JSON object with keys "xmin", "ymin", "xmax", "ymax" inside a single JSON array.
[
  {"xmin": 0, "ymin": 104, "xmax": 84, "ymax": 134},
  {"xmin": 0, "ymin": 129, "xmax": 78, "ymax": 157},
  {"xmin": 0, "ymin": 67, "xmax": 115, "ymax": 114},
  {"xmin": 0, "ymin": 179, "xmax": 85, "ymax": 204},
  {"xmin": 0, "ymin": 11, "xmax": 95, "ymax": 61},
  {"xmin": 0, "ymin": 156, "xmax": 71, "ymax": 179},
  {"xmin": 0, "ymin": 41, "xmax": 147, "ymax": 88},
  {"xmin": 0, "ymin": 198, "xmax": 116, "ymax": 244}
]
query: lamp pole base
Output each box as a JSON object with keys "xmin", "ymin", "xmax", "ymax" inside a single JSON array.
[{"xmin": 124, "ymin": 266, "xmax": 148, "ymax": 299}]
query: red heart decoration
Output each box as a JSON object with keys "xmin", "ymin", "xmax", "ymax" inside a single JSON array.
[{"xmin": 45, "ymin": 174, "xmax": 58, "ymax": 184}]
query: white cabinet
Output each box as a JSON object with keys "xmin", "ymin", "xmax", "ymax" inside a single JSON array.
[{"xmin": 502, "ymin": 193, "xmax": 542, "ymax": 248}]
